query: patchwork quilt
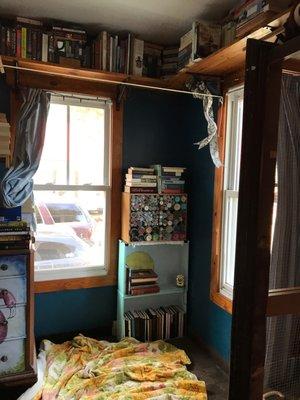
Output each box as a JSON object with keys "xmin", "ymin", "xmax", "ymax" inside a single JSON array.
[{"xmin": 30, "ymin": 335, "xmax": 207, "ymax": 400}]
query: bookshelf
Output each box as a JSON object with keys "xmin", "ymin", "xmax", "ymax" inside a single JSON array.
[
  {"xmin": 117, "ymin": 240, "xmax": 189, "ymax": 339},
  {"xmin": 0, "ymin": 7, "xmax": 292, "ymax": 92}
]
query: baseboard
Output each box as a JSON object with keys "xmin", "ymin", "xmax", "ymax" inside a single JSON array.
[{"xmin": 189, "ymin": 330, "xmax": 230, "ymax": 374}]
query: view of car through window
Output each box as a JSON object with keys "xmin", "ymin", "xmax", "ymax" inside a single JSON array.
[{"xmin": 33, "ymin": 97, "xmax": 109, "ymax": 276}]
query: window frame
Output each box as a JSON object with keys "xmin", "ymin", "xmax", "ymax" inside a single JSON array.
[
  {"xmin": 210, "ymin": 85, "xmax": 244, "ymax": 314},
  {"xmin": 34, "ymin": 94, "xmax": 112, "ymax": 283},
  {"xmin": 10, "ymin": 83, "xmax": 122, "ymax": 293}
]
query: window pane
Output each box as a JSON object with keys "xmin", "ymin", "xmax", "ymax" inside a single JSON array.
[
  {"xmin": 69, "ymin": 106, "xmax": 106, "ymax": 185},
  {"xmin": 223, "ymin": 195, "xmax": 239, "ymax": 287},
  {"xmin": 34, "ymin": 190, "xmax": 106, "ymax": 271},
  {"xmin": 34, "ymin": 104, "xmax": 67, "ymax": 185}
]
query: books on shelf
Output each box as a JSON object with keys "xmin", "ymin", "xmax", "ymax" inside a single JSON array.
[
  {"xmin": 124, "ymin": 166, "xmax": 186, "ymax": 194},
  {"xmin": 124, "ymin": 305, "xmax": 185, "ymax": 341},
  {"xmin": 152, "ymin": 165, "xmax": 186, "ymax": 194},
  {"xmin": 233, "ymin": 0, "xmax": 290, "ymax": 37},
  {"xmin": 0, "ymin": 220, "xmax": 31, "ymax": 250},
  {"xmin": 161, "ymin": 46, "xmax": 178, "ymax": 78},
  {"xmin": 124, "ymin": 167, "xmax": 158, "ymax": 193},
  {"xmin": 126, "ymin": 266, "xmax": 159, "ymax": 296}
]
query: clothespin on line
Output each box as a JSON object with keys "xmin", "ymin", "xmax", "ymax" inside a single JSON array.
[{"xmin": 0, "ymin": 56, "xmax": 5, "ymax": 74}]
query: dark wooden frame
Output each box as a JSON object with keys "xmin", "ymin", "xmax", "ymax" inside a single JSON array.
[{"xmin": 229, "ymin": 36, "xmax": 300, "ymax": 400}]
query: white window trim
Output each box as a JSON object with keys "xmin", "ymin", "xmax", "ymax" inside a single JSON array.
[
  {"xmin": 34, "ymin": 94, "xmax": 112, "ymax": 282},
  {"xmin": 220, "ymin": 86, "xmax": 244, "ymax": 300}
]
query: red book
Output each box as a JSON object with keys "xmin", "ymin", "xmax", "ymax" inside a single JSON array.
[{"xmin": 130, "ymin": 285, "xmax": 160, "ymax": 296}]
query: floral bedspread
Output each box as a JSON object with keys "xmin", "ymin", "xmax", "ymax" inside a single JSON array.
[{"xmin": 32, "ymin": 335, "xmax": 207, "ymax": 400}]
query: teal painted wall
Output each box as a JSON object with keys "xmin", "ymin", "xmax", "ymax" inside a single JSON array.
[{"xmin": 0, "ymin": 78, "xmax": 231, "ymax": 361}]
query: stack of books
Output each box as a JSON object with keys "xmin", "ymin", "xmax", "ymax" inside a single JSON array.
[
  {"xmin": 48, "ymin": 24, "xmax": 88, "ymax": 67},
  {"xmin": 124, "ymin": 305, "xmax": 185, "ymax": 341},
  {"xmin": 126, "ymin": 266, "xmax": 159, "ymax": 296},
  {"xmin": 0, "ymin": 17, "xmax": 89, "ymax": 66},
  {"xmin": 124, "ymin": 167, "xmax": 157, "ymax": 194},
  {"xmin": 178, "ymin": 28, "xmax": 193, "ymax": 70},
  {"xmin": 143, "ymin": 42, "xmax": 163, "ymax": 78},
  {"xmin": 0, "ymin": 221, "xmax": 31, "ymax": 250},
  {"xmin": 152, "ymin": 165, "xmax": 186, "ymax": 194},
  {"xmin": 0, "ymin": 113, "xmax": 11, "ymax": 166},
  {"xmin": 161, "ymin": 46, "xmax": 178, "ymax": 78},
  {"xmin": 92, "ymin": 31, "xmax": 130, "ymax": 73},
  {"xmin": 234, "ymin": 0, "xmax": 289, "ymax": 38}
]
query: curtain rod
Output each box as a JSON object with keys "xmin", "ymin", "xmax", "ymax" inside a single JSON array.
[{"xmin": 0, "ymin": 62, "xmax": 223, "ymax": 100}]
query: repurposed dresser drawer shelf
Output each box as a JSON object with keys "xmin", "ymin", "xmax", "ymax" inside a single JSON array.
[{"xmin": 0, "ymin": 249, "xmax": 36, "ymax": 387}]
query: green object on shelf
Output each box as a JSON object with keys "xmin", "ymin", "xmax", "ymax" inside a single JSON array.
[{"xmin": 125, "ymin": 251, "xmax": 154, "ymax": 270}]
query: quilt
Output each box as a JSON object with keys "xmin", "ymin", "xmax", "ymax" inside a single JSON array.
[{"xmin": 28, "ymin": 335, "xmax": 207, "ymax": 400}]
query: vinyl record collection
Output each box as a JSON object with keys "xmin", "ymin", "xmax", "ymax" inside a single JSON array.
[
  {"xmin": 124, "ymin": 305, "xmax": 186, "ymax": 341},
  {"xmin": 126, "ymin": 266, "xmax": 159, "ymax": 296},
  {"xmin": 0, "ymin": 221, "xmax": 31, "ymax": 250}
]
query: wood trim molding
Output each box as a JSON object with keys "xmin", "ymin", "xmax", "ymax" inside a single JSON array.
[
  {"xmin": 210, "ymin": 92, "xmax": 233, "ymax": 314},
  {"xmin": 34, "ymin": 274, "xmax": 117, "ymax": 293},
  {"xmin": 267, "ymin": 287, "xmax": 300, "ymax": 316}
]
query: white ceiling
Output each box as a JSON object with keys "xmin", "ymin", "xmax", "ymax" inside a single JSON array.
[{"xmin": 0, "ymin": 0, "xmax": 239, "ymax": 45}]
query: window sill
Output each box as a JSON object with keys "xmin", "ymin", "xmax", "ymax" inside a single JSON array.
[
  {"xmin": 210, "ymin": 291, "xmax": 232, "ymax": 314},
  {"xmin": 34, "ymin": 274, "xmax": 117, "ymax": 293}
]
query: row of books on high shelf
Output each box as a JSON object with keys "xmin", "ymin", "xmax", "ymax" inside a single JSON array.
[
  {"xmin": 124, "ymin": 305, "xmax": 186, "ymax": 341},
  {"xmin": 0, "ymin": 220, "xmax": 31, "ymax": 250},
  {"xmin": 126, "ymin": 266, "xmax": 159, "ymax": 296},
  {"xmin": 124, "ymin": 165, "xmax": 186, "ymax": 194}
]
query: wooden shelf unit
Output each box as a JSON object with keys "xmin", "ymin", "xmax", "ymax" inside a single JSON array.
[{"xmin": 0, "ymin": 7, "xmax": 292, "ymax": 91}]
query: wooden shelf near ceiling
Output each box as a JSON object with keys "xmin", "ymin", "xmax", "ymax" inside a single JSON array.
[{"xmin": 0, "ymin": 7, "xmax": 292, "ymax": 91}]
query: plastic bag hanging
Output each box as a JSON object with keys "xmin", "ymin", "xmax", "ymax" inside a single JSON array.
[{"xmin": 186, "ymin": 78, "xmax": 222, "ymax": 168}]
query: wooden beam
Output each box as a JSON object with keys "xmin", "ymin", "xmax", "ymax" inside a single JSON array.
[
  {"xmin": 267, "ymin": 288, "xmax": 300, "ymax": 316},
  {"xmin": 229, "ymin": 39, "xmax": 283, "ymax": 400}
]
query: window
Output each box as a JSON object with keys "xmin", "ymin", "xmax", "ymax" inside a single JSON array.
[
  {"xmin": 219, "ymin": 87, "xmax": 244, "ymax": 299},
  {"xmin": 34, "ymin": 94, "xmax": 112, "ymax": 282}
]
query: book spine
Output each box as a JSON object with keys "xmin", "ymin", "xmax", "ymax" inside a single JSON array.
[
  {"xmin": 21, "ymin": 27, "xmax": 26, "ymax": 58},
  {"xmin": 42, "ymin": 33, "xmax": 48, "ymax": 62},
  {"xmin": 132, "ymin": 38, "xmax": 144, "ymax": 76},
  {"xmin": 124, "ymin": 187, "xmax": 157, "ymax": 194},
  {"xmin": 130, "ymin": 285, "xmax": 160, "ymax": 296}
]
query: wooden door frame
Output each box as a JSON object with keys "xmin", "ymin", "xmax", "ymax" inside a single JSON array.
[{"xmin": 229, "ymin": 36, "xmax": 300, "ymax": 400}]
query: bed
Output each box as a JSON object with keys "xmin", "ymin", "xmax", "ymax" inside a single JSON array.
[{"xmin": 18, "ymin": 335, "xmax": 207, "ymax": 400}]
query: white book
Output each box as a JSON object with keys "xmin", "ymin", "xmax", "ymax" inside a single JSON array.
[
  {"xmin": 132, "ymin": 38, "xmax": 144, "ymax": 76},
  {"xmin": 42, "ymin": 33, "xmax": 48, "ymax": 62},
  {"xmin": 179, "ymin": 28, "xmax": 193, "ymax": 51},
  {"xmin": 126, "ymin": 182, "xmax": 157, "ymax": 187}
]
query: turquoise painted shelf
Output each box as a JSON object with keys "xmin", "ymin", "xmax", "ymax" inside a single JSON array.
[{"xmin": 117, "ymin": 240, "xmax": 189, "ymax": 339}]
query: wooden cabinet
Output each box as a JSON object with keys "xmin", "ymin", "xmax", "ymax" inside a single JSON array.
[{"xmin": 0, "ymin": 250, "xmax": 36, "ymax": 387}]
